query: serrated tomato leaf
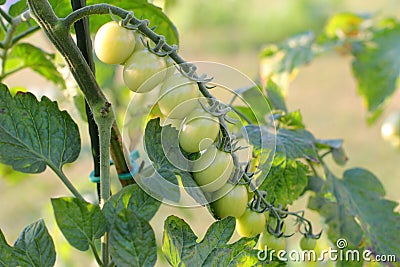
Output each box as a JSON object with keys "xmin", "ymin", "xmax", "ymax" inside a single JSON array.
[
  {"xmin": 336, "ymin": 168, "xmax": 400, "ymax": 260},
  {"xmin": 203, "ymin": 238, "xmax": 284, "ymax": 267},
  {"xmin": 265, "ymin": 79, "xmax": 287, "ymax": 112},
  {"xmin": 51, "ymin": 197, "xmax": 106, "ymax": 251},
  {"xmin": 143, "ymin": 119, "xmax": 207, "ymax": 205},
  {"xmin": 310, "ymin": 168, "xmax": 400, "ymax": 263},
  {"xmin": 259, "ymin": 159, "xmax": 309, "ymax": 206},
  {"xmin": 5, "ymin": 43, "xmax": 65, "ymax": 88},
  {"xmin": 246, "ymin": 125, "xmax": 318, "ymax": 162},
  {"xmin": 162, "ymin": 216, "xmax": 237, "ymax": 266},
  {"xmin": 13, "ymin": 220, "xmax": 56, "ymax": 267},
  {"xmin": 103, "ymin": 184, "xmax": 161, "ymax": 224},
  {"xmin": 0, "ymin": 230, "xmax": 16, "ymax": 267},
  {"xmin": 352, "ymin": 24, "xmax": 400, "ymax": 121},
  {"xmin": 308, "ymin": 193, "xmax": 364, "ymax": 250},
  {"xmin": 0, "ymin": 85, "xmax": 80, "ymax": 173},
  {"xmin": 108, "ymin": 208, "xmax": 157, "ymax": 267}
]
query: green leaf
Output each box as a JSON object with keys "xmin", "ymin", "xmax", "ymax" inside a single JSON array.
[
  {"xmin": 202, "ymin": 238, "xmax": 258, "ymax": 266},
  {"xmin": 108, "ymin": 208, "xmax": 157, "ymax": 267},
  {"xmin": 351, "ymin": 24, "xmax": 400, "ymax": 121},
  {"xmin": 51, "ymin": 197, "xmax": 106, "ymax": 251},
  {"xmin": 9, "ymin": 1, "xmax": 28, "ymax": 17},
  {"xmin": 0, "ymin": 230, "xmax": 16, "ymax": 267},
  {"xmin": 162, "ymin": 216, "xmax": 237, "ymax": 266},
  {"xmin": 13, "ymin": 220, "xmax": 56, "ymax": 267},
  {"xmin": 236, "ymin": 86, "xmax": 272, "ymax": 125},
  {"xmin": 103, "ymin": 184, "xmax": 161, "ymax": 223},
  {"xmin": 315, "ymin": 139, "xmax": 343, "ymax": 150},
  {"xmin": 203, "ymin": 238, "xmax": 285, "ymax": 267},
  {"xmin": 5, "ymin": 43, "xmax": 65, "ymax": 88},
  {"xmin": 325, "ymin": 12, "xmax": 364, "ymax": 38},
  {"xmin": 308, "ymin": 194, "xmax": 364, "ymax": 250},
  {"xmin": 246, "ymin": 125, "xmax": 318, "ymax": 162},
  {"xmin": 260, "ymin": 32, "xmax": 315, "ymax": 74},
  {"xmin": 310, "ymin": 168, "xmax": 400, "ymax": 263},
  {"xmin": 87, "ymin": 0, "xmax": 179, "ymax": 45},
  {"xmin": 259, "ymin": 159, "xmax": 309, "ymax": 206},
  {"xmin": 337, "ymin": 168, "xmax": 400, "ymax": 260},
  {"xmin": 0, "ymin": 85, "xmax": 81, "ymax": 173},
  {"xmin": 162, "ymin": 215, "xmax": 197, "ymax": 266},
  {"xmin": 143, "ymin": 119, "xmax": 207, "ymax": 205},
  {"xmin": 9, "ymin": 0, "xmax": 75, "ymax": 18},
  {"xmin": 265, "ymin": 79, "xmax": 287, "ymax": 112},
  {"xmin": 276, "ymin": 110, "xmax": 304, "ymax": 129},
  {"xmin": 259, "ymin": 32, "xmax": 315, "ymax": 89},
  {"xmin": 231, "ymin": 106, "xmax": 258, "ymax": 124},
  {"xmin": 0, "ymin": 0, "xmax": 6, "ymax": 5}
]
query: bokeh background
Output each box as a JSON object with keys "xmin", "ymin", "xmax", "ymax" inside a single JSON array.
[{"xmin": 1, "ymin": 0, "xmax": 400, "ymax": 266}]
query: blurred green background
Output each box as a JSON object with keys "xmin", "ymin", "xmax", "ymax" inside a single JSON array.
[{"xmin": 1, "ymin": 0, "xmax": 400, "ymax": 266}]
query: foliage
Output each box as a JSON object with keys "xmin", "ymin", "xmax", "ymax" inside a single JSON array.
[{"xmin": 0, "ymin": 1, "xmax": 398, "ymax": 267}]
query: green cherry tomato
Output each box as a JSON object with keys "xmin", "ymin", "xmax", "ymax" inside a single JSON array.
[
  {"xmin": 94, "ymin": 21, "xmax": 135, "ymax": 65},
  {"xmin": 211, "ymin": 183, "xmax": 248, "ymax": 219},
  {"xmin": 133, "ymin": 32, "xmax": 147, "ymax": 52},
  {"xmin": 257, "ymin": 229, "xmax": 286, "ymax": 251},
  {"xmin": 236, "ymin": 208, "xmax": 266, "ymax": 237},
  {"xmin": 123, "ymin": 49, "xmax": 166, "ymax": 93},
  {"xmin": 300, "ymin": 236, "xmax": 317, "ymax": 251},
  {"xmin": 192, "ymin": 146, "xmax": 234, "ymax": 192},
  {"xmin": 158, "ymin": 73, "xmax": 199, "ymax": 119},
  {"xmin": 179, "ymin": 108, "xmax": 220, "ymax": 153},
  {"xmin": 165, "ymin": 56, "xmax": 176, "ymax": 78}
]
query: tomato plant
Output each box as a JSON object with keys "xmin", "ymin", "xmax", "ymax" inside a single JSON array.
[{"xmin": 0, "ymin": 1, "xmax": 399, "ymax": 267}]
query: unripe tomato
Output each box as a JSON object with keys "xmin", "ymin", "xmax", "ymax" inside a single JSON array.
[
  {"xmin": 257, "ymin": 229, "xmax": 286, "ymax": 251},
  {"xmin": 300, "ymin": 236, "xmax": 316, "ymax": 251},
  {"xmin": 158, "ymin": 73, "xmax": 199, "ymax": 119},
  {"xmin": 211, "ymin": 183, "xmax": 248, "ymax": 219},
  {"xmin": 165, "ymin": 56, "xmax": 176, "ymax": 78},
  {"xmin": 236, "ymin": 208, "xmax": 266, "ymax": 237},
  {"xmin": 179, "ymin": 108, "xmax": 220, "ymax": 153},
  {"xmin": 192, "ymin": 146, "xmax": 234, "ymax": 192},
  {"xmin": 133, "ymin": 32, "xmax": 147, "ymax": 52},
  {"xmin": 123, "ymin": 49, "xmax": 166, "ymax": 93},
  {"xmin": 381, "ymin": 111, "xmax": 400, "ymax": 148},
  {"xmin": 94, "ymin": 21, "xmax": 135, "ymax": 64}
]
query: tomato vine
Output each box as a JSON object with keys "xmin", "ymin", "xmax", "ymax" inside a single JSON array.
[{"xmin": 0, "ymin": 1, "xmax": 399, "ymax": 266}]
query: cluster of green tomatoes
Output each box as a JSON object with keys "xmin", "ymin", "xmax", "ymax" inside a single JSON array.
[{"xmin": 94, "ymin": 21, "xmax": 317, "ymax": 252}]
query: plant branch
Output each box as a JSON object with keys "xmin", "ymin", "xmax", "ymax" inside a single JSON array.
[
  {"xmin": 61, "ymin": 4, "xmax": 215, "ymax": 99},
  {"xmin": 0, "ymin": 8, "xmax": 12, "ymax": 23},
  {"xmin": 11, "ymin": 25, "xmax": 40, "ymax": 45},
  {"xmin": 50, "ymin": 165, "xmax": 84, "ymax": 200},
  {"xmin": 90, "ymin": 241, "xmax": 104, "ymax": 267},
  {"xmin": 0, "ymin": 10, "xmax": 32, "ymax": 76}
]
